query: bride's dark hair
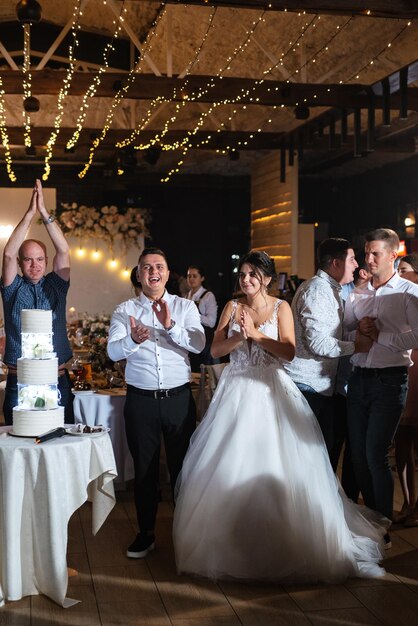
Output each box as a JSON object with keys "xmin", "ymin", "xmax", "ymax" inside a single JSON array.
[{"xmin": 237, "ymin": 250, "xmax": 276, "ymax": 290}]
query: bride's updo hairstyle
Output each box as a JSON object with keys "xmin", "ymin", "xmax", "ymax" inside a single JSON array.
[{"xmin": 237, "ymin": 250, "xmax": 276, "ymax": 291}]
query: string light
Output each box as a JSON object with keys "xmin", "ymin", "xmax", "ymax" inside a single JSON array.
[
  {"xmin": 0, "ymin": 80, "xmax": 16, "ymax": 182},
  {"xmin": 66, "ymin": 0, "xmax": 128, "ymax": 151},
  {"xmin": 73, "ymin": 246, "xmax": 130, "ymax": 280},
  {"xmin": 117, "ymin": 4, "xmax": 217, "ymax": 149},
  {"xmin": 108, "ymin": 258, "xmax": 119, "ymax": 270},
  {"xmin": 91, "ymin": 248, "xmax": 102, "ymax": 261},
  {"xmin": 177, "ymin": 14, "xmax": 410, "ymax": 179},
  {"xmin": 42, "ymin": 0, "xmax": 84, "ymax": 181},
  {"xmin": 130, "ymin": 8, "xmax": 268, "ymax": 161},
  {"xmin": 22, "ymin": 24, "xmax": 32, "ymax": 147},
  {"xmin": 78, "ymin": 3, "xmax": 167, "ymax": 178},
  {"xmin": 346, "ymin": 19, "xmax": 412, "ymax": 82},
  {"xmin": 160, "ymin": 11, "xmax": 319, "ymax": 182}
]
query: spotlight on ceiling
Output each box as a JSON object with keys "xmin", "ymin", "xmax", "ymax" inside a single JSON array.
[
  {"xmin": 143, "ymin": 145, "xmax": 162, "ymax": 166},
  {"xmin": 25, "ymin": 146, "xmax": 37, "ymax": 157},
  {"xmin": 23, "ymin": 96, "xmax": 40, "ymax": 112},
  {"xmin": 16, "ymin": 0, "xmax": 42, "ymax": 23},
  {"xmin": 294, "ymin": 105, "xmax": 310, "ymax": 120},
  {"xmin": 228, "ymin": 148, "xmax": 240, "ymax": 161}
]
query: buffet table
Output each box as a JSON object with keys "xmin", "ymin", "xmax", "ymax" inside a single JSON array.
[
  {"xmin": 0, "ymin": 425, "xmax": 117, "ymax": 608},
  {"xmin": 73, "ymin": 389, "xmax": 134, "ymax": 483}
]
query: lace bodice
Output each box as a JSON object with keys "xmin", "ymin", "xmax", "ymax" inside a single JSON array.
[{"xmin": 228, "ymin": 299, "xmax": 283, "ymax": 370}]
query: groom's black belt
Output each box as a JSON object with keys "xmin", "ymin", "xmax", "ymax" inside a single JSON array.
[
  {"xmin": 127, "ymin": 382, "xmax": 190, "ymax": 399},
  {"xmin": 353, "ymin": 366, "xmax": 408, "ymax": 376}
]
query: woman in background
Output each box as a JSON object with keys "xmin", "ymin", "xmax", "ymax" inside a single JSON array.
[
  {"xmin": 394, "ymin": 253, "xmax": 418, "ymax": 525},
  {"xmin": 186, "ymin": 264, "xmax": 218, "ymax": 372}
]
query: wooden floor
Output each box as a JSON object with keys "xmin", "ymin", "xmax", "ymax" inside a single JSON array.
[{"xmin": 2, "ymin": 466, "xmax": 418, "ymax": 625}]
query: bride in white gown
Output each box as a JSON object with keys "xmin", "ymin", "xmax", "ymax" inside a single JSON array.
[{"xmin": 173, "ymin": 251, "xmax": 387, "ymax": 583}]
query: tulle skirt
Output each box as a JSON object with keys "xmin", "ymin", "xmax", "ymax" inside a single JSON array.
[{"xmin": 173, "ymin": 363, "xmax": 388, "ymax": 583}]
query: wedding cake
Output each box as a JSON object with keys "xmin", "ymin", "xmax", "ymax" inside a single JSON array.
[{"xmin": 12, "ymin": 309, "xmax": 64, "ymax": 437}]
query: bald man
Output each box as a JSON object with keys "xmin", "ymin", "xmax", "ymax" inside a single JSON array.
[{"xmin": 0, "ymin": 180, "xmax": 73, "ymax": 425}]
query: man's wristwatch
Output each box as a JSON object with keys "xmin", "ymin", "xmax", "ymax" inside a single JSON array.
[
  {"xmin": 165, "ymin": 320, "xmax": 176, "ymax": 331},
  {"xmin": 43, "ymin": 215, "xmax": 56, "ymax": 224}
]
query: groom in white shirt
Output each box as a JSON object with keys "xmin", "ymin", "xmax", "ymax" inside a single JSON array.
[
  {"xmin": 344, "ymin": 228, "xmax": 418, "ymax": 536},
  {"xmin": 108, "ymin": 247, "xmax": 205, "ymax": 559}
]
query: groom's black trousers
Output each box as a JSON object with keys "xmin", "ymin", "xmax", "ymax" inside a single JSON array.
[{"xmin": 124, "ymin": 383, "xmax": 196, "ymax": 533}]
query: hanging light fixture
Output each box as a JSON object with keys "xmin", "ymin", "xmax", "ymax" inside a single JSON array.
[
  {"xmin": 16, "ymin": 0, "xmax": 42, "ymax": 24},
  {"xmin": 23, "ymin": 95, "xmax": 40, "ymax": 112}
]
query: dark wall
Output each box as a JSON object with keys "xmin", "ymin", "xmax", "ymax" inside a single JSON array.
[{"xmin": 299, "ymin": 154, "xmax": 418, "ymax": 248}]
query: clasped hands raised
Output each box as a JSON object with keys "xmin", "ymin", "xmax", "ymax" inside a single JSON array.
[
  {"xmin": 130, "ymin": 299, "xmax": 171, "ymax": 344},
  {"xmin": 27, "ymin": 179, "xmax": 49, "ymax": 221}
]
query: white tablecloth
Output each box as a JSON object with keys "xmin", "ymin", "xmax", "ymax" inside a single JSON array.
[
  {"xmin": 73, "ymin": 390, "xmax": 134, "ymax": 483},
  {"xmin": 0, "ymin": 425, "xmax": 117, "ymax": 608}
]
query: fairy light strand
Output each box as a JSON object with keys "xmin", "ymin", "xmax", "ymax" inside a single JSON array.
[
  {"xmin": 42, "ymin": 0, "xmax": 85, "ymax": 181},
  {"xmin": 212, "ymin": 17, "xmax": 413, "ymax": 171},
  {"xmin": 66, "ymin": 0, "xmax": 128, "ymax": 150},
  {"xmin": 128, "ymin": 8, "xmax": 267, "ymax": 155},
  {"xmin": 0, "ymin": 80, "xmax": 16, "ymax": 182},
  {"xmin": 22, "ymin": 24, "xmax": 32, "ymax": 147},
  {"xmin": 116, "ymin": 5, "xmax": 217, "ymax": 149},
  {"xmin": 159, "ymin": 12, "xmax": 320, "ymax": 181},
  {"xmin": 346, "ymin": 19, "xmax": 412, "ymax": 82},
  {"xmin": 161, "ymin": 13, "xmax": 407, "ymax": 181},
  {"xmin": 138, "ymin": 11, "xmax": 318, "ymax": 163},
  {"xmin": 78, "ymin": 3, "xmax": 167, "ymax": 178}
]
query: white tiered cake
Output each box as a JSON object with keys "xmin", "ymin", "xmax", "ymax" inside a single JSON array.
[{"xmin": 12, "ymin": 309, "xmax": 65, "ymax": 437}]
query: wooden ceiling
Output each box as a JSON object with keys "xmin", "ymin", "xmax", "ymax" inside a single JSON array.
[{"xmin": 0, "ymin": 0, "xmax": 417, "ymax": 181}]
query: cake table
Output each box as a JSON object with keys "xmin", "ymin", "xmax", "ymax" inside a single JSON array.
[{"xmin": 0, "ymin": 425, "xmax": 117, "ymax": 608}]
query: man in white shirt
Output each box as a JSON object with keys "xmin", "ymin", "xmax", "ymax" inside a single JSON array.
[
  {"xmin": 108, "ymin": 247, "xmax": 205, "ymax": 559},
  {"xmin": 284, "ymin": 238, "xmax": 370, "ymax": 456},
  {"xmin": 344, "ymin": 228, "xmax": 418, "ymax": 536}
]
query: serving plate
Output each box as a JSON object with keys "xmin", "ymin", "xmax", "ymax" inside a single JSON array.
[{"xmin": 66, "ymin": 426, "xmax": 110, "ymax": 437}]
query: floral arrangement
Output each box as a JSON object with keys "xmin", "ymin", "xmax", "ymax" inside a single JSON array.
[
  {"xmin": 56, "ymin": 203, "xmax": 150, "ymax": 253},
  {"xmin": 80, "ymin": 314, "xmax": 114, "ymax": 373}
]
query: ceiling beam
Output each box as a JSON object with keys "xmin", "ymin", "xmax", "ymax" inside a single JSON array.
[
  {"xmin": 3, "ymin": 70, "xmax": 418, "ymax": 110},
  {"xmin": 146, "ymin": 0, "xmax": 418, "ymax": 19},
  {"xmin": 6, "ymin": 128, "xmax": 286, "ymax": 151}
]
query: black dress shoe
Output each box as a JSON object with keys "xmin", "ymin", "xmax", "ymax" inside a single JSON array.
[{"xmin": 127, "ymin": 533, "xmax": 155, "ymax": 558}]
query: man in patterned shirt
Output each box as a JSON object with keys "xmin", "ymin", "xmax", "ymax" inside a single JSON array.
[
  {"xmin": 284, "ymin": 238, "xmax": 371, "ymax": 457},
  {"xmin": 1, "ymin": 179, "xmax": 73, "ymax": 425}
]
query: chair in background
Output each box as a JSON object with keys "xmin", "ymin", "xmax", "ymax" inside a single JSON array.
[{"xmin": 198, "ymin": 363, "xmax": 226, "ymax": 420}]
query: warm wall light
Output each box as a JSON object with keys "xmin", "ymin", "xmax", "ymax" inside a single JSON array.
[
  {"xmin": 404, "ymin": 216, "xmax": 415, "ymax": 227},
  {"xmin": 0, "ymin": 224, "xmax": 13, "ymax": 238},
  {"xmin": 76, "ymin": 246, "xmax": 86, "ymax": 258},
  {"xmin": 91, "ymin": 249, "xmax": 102, "ymax": 261},
  {"xmin": 108, "ymin": 259, "xmax": 119, "ymax": 270},
  {"xmin": 121, "ymin": 268, "xmax": 130, "ymax": 279}
]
